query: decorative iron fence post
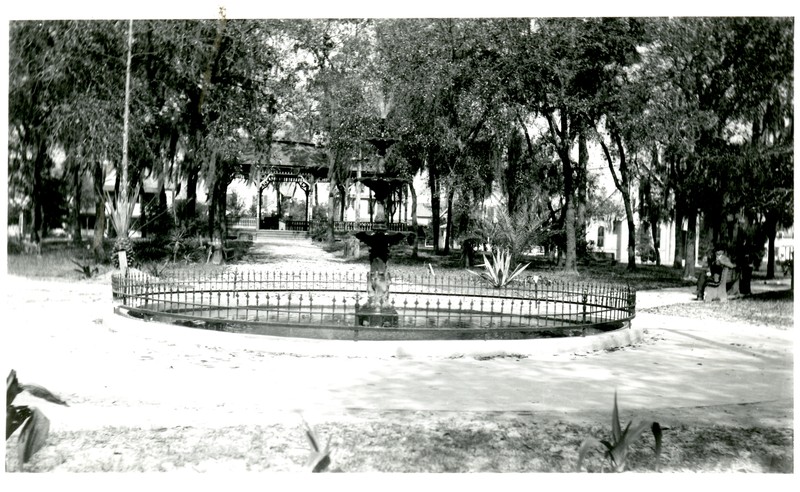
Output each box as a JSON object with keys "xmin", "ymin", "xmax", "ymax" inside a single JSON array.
[
  {"xmin": 581, "ymin": 288, "xmax": 588, "ymax": 323},
  {"xmin": 581, "ymin": 287, "xmax": 588, "ymax": 336},
  {"xmin": 628, "ymin": 288, "xmax": 636, "ymax": 318}
]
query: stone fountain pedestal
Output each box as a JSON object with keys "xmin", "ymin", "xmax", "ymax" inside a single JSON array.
[{"xmin": 355, "ymin": 229, "xmax": 406, "ymax": 327}]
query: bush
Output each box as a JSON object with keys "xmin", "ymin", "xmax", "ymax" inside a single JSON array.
[
  {"xmin": 133, "ymin": 237, "xmax": 170, "ymax": 263},
  {"xmin": 310, "ymin": 220, "xmax": 329, "ymax": 242}
]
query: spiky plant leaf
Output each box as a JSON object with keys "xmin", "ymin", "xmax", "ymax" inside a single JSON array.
[
  {"xmin": 7, "ymin": 370, "xmax": 23, "ymax": 406},
  {"xmin": 20, "ymin": 384, "xmax": 69, "ymax": 406},
  {"xmin": 576, "ymin": 437, "xmax": 604, "ymax": 472},
  {"xmin": 6, "ymin": 406, "xmax": 31, "ymax": 440},
  {"xmin": 17, "ymin": 407, "xmax": 50, "ymax": 467},
  {"xmin": 611, "ymin": 391, "xmax": 622, "ymax": 443},
  {"xmin": 303, "ymin": 420, "xmax": 331, "ymax": 472},
  {"xmin": 652, "ymin": 422, "xmax": 663, "ymax": 472},
  {"xmin": 577, "ymin": 392, "xmax": 664, "ymax": 473}
]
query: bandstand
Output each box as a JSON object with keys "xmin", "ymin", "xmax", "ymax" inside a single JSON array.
[{"xmin": 231, "ymin": 139, "xmax": 413, "ymax": 235}]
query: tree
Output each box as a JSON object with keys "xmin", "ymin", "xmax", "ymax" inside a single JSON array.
[
  {"xmin": 640, "ymin": 17, "xmax": 793, "ymax": 277},
  {"xmin": 9, "ymin": 21, "xmax": 82, "ymax": 247},
  {"xmin": 637, "ymin": 146, "xmax": 672, "ymax": 266},
  {"xmin": 497, "ymin": 18, "xmax": 646, "ymax": 272},
  {"xmin": 9, "ymin": 20, "xmax": 127, "ymax": 259},
  {"xmin": 377, "ymin": 19, "xmax": 504, "ymax": 255},
  {"xmin": 117, "ymin": 16, "xmax": 282, "ymax": 263},
  {"xmin": 285, "ymin": 19, "xmax": 376, "ymax": 242}
]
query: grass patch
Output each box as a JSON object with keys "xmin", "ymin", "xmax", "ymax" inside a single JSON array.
[
  {"xmin": 7, "ymin": 239, "xmax": 114, "ymax": 280},
  {"xmin": 7, "ymin": 237, "xmax": 257, "ymax": 280},
  {"xmin": 642, "ymin": 290, "xmax": 794, "ymax": 328},
  {"xmin": 10, "ymin": 416, "xmax": 792, "ymax": 473}
]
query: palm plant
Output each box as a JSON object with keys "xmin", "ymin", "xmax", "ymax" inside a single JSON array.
[{"xmin": 469, "ymin": 207, "xmax": 545, "ymax": 267}]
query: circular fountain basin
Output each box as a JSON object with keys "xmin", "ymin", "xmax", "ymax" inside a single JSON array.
[{"xmin": 111, "ymin": 270, "xmax": 637, "ymax": 353}]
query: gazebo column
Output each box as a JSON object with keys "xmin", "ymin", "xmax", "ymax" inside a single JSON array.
[{"xmin": 304, "ymin": 187, "xmax": 310, "ymax": 225}]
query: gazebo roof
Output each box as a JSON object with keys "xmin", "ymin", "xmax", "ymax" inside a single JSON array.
[{"xmin": 241, "ymin": 139, "xmax": 383, "ymax": 181}]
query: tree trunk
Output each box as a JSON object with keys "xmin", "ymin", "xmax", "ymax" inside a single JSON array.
[
  {"xmin": 623, "ymin": 190, "xmax": 636, "ymax": 270},
  {"xmin": 71, "ymin": 163, "xmax": 82, "ymax": 244},
  {"xmin": 159, "ymin": 185, "xmax": 168, "ymax": 225},
  {"xmin": 548, "ymin": 111, "xmax": 577, "ymax": 273},
  {"xmin": 576, "ymin": 127, "xmax": 589, "ymax": 257},
  {"xmin": 564, "ymin": 197, "xmax": 577, "ymax": 272},
  {"xmin": 683, "ymin": 211, "xmax": 698, "ymax": 279},
  {"xmin": 409, "ymin": 182, "xmax": 419, "ymax": 259},
  {"xmin": 185, "ymin": 165, "xmax": 199, "ymax": 222},
  {"xmin": 92, "ymin": 161, "xmax": 106, "ymax": 261},
  {"xmin": 338, "ymin": 184, "xmax": 346, "ymax": 221},
  {"xmin": 29, "ymin": 139, "xmax": 47, "ymax": 247},
  {"xmin": 210, "ymin": 175, "xmax": 228, "ymax": 265},
  {"xmin": 651, "ymin": 219, "xmax": 661, "ymax": 266},
  {"xmin": 765, "ymin": 212, "xmax": 778, "ymax": 279},
  {"xmin": 429, "ymin": 158, "xmax": 441, "ymax": 255},
  {"xmin": 207, "ymin": 190, "xmax": 216, "ymax": 241},
  {"xmin": 354, "ymin": 160, "xmax": 362, "ymax": 224},
  {"xmin": 114, "ymin": 18, "xmax": 134, "ymax": 238},
  {"xmin": 672, "ymin": 203, "xmax": 685, "ymax": 269},
  {"xmin": 326, "ymin": 174, "xmax": 336, "ymax": 243},
  {"xmin": 443, "ymin": 187, "xmax": 454, "ymax": 255},
  {"xmin": 600, "ymin": 130, "xmax": 636, "ymax": 270}
]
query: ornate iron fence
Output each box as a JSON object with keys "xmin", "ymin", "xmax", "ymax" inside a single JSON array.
[{"xmin": 111, "ymin": 270, "xmax": 635, "ymax": 340}]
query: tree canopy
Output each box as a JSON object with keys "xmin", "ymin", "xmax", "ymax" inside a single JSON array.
[{"xmin": 7, "ymin": 17, "xmax": 794, "ymax": 274}]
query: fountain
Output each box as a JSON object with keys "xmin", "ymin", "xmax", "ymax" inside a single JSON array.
[
  {"xmin": 354, "ymin": 121, "xmax": 411, "ymax": 327},
  {"xmin": 109, "ymin": 110, "xmax": 637, "ymax": 345}
]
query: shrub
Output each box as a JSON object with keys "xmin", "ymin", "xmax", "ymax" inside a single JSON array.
[{"xmin": 134, "ymin": 237, "xmax": 170, "ymax": 263}]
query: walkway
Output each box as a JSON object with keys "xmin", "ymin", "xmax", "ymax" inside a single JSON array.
[{"xmin": 2, "ymin": 236, "xmax": 793, "ymax": 432}]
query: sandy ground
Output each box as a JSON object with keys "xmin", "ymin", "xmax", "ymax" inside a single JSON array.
[{"xmin": 2, "ymin": 238, "xmax": 794, "ymax": 438}]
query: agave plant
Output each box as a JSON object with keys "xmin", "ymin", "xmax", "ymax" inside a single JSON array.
[
  {"xmin": 576, "ymin": 391, "xmax": 662, "ymax": 472},
  {"xmin": 467, "ymin": 248, "xmax": 531, "ymax": 288},
  {"xmin": 71, "ymin": 258, "xmax": 99, "ymax": 279},
  {"xmin": 6, "ymin": 370, "xmax": 69, "ymax": 471}
]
